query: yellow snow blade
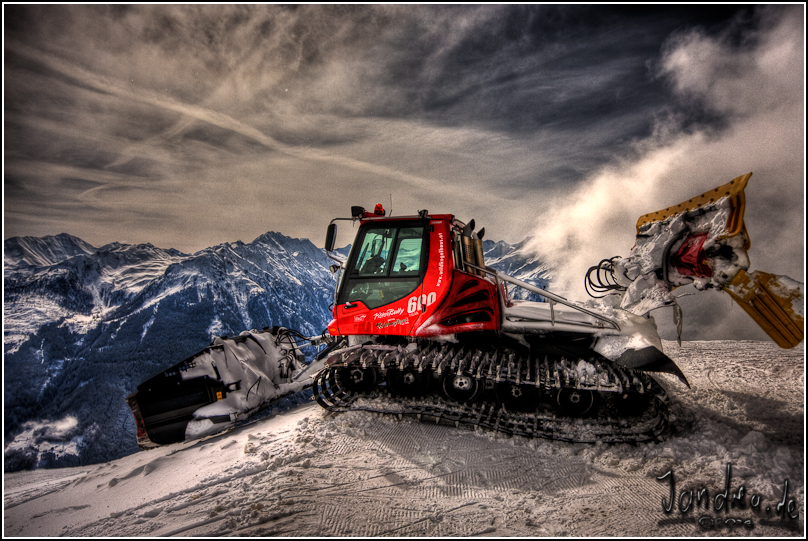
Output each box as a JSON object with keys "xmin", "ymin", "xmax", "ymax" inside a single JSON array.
[
  {"xmin": 636, "ymin": 172, "xmax": 752, "ymax": 245},
  {"xmin": 722, "ymin": 270, "xmax": 804, "ymax": 348}
]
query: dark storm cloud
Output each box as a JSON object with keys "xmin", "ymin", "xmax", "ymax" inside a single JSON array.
[
  {"xmin": 296, "ymin": 6, "xmax": 747, "ymax": 131},
  {"xmin": 3, "ymin": 5, "xmax": 803, "ymax": 341}
]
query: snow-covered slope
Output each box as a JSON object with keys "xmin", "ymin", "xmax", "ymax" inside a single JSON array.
[
  {"xmin": 3, "ymin": 340, "xmax": 803, "ymax": 537},
  {"xmin": 4, "ymin": 241, "xmax": 188, "ymax": 353}
]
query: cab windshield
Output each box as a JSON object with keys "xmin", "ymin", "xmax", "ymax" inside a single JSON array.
[{"xmin": 339, "ymin": 223, "xmax": 426, "ymax": 309}]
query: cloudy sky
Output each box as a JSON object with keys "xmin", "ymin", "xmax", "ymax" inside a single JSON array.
[{"xmin": 3, "ymin": 5, "xmax": 804, "ymax": 339}]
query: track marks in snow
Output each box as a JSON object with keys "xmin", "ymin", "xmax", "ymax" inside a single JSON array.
[
  {"xmin": 4, "ymin": 341, "xmax": 803, "ymax": 537},
  {"xmin": 31, "ymin": 504, "xmax": 90, "ymax": 519}
]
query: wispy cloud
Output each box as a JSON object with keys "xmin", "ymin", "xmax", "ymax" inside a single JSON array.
[
  {"xmin": 6, "ymin": 37, "xmax": 466, "ymax": 199},
  {"xmin": 4, "ymin": 6, "xmax": 803, "ymax": 288}
]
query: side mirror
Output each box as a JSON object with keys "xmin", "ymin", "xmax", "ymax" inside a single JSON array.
[
  {"xmin": 325, "ymin": 223, "xmax": 337, "ymax": 252},
  {"xmin": 329, "ymin": 264, "xmax": 340, "ymax": 274}
]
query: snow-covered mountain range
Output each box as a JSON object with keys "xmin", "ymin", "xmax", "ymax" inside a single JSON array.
[
  {"xmin": 482, "ymin": 237, "xmax": 550, "ymax": 300},
  {"xmin": 3, "ymin": 231, "xmax": 549, "ymax": 470}
]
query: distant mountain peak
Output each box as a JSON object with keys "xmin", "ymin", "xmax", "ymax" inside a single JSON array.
[
  {"xmin": 96, "ymin": 242, "xmax": 127, "ymax": 252},
  {"xmin": 253, "ymin": 230, "xmax": 302, "ymax": 246},
  {"xmin": 4, "ymin": 233, "xmax": 97, "ymax": 269}
]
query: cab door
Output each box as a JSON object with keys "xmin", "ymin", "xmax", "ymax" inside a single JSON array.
[{"xmin": 335, "ymin": 221, "xmax": 428, "ymax": 336}]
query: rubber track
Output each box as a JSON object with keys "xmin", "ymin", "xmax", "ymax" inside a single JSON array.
[{"xmin": 313, "ymin": 342, "xmax": 669, "ymax": 443}]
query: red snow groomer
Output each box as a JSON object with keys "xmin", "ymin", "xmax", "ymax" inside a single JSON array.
[
  {"xmin": 128, "ymin": 173, "xmax": 803, "ymax": 447},
  {"xmin": 312, "ymin": 173, "xmax": 803, "ymax": 442}
]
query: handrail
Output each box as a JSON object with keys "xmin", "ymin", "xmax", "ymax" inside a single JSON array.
[{"xmin": 462, "ymin": 261, "xmax": 620, "ymax": 331}]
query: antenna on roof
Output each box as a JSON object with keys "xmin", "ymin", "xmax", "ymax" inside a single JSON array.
[{"xmin": 389, "ymin": 193, "xmax": 393, "ymax": 216}]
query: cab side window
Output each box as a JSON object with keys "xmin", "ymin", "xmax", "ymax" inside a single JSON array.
[{"xmin": 391, "ymin": 237, "xmax": 422, "ymax": 275}]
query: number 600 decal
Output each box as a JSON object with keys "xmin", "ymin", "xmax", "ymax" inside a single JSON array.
[{"xmin": 408, "ymin": 292, "xmax": 437, "ymax": 313}]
